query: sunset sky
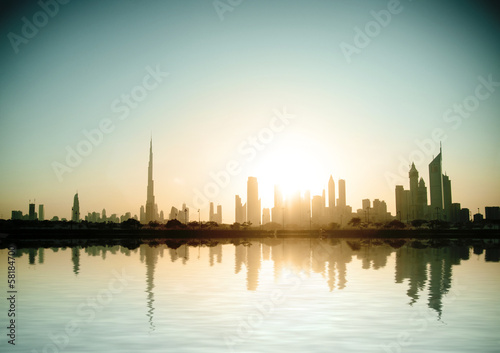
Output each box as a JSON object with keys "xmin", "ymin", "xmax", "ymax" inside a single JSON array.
[{"xmin": 1, "ymin": 0, "xmax": 499, "ymax": 222}]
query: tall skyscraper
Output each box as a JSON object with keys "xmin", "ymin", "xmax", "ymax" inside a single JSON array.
[
  {"xmin": 338, "ymin": 179, "xmax": 346, "ymax": 209},
  {"xmin": 209, "ymin": 202, "xmax": 215, "ymax": 222},
  {"xmin": 409, "ymin": 162, "xmax": 419, "ymax": 221},
  {"xmin": 417, "ymin": 178, "xmax": 428, "ymax": 219},
  {"xmin": 442, "ymin": 174, "xmax": 452, "ymax": 221},
  {"xmin": 38, "ymin": 204, "xmax": 44, "ymax": 221},
  {"xmin": 72, "ymin": 193, "xmax": 80, "ymax": 222},
  {"xmin": 29, "ymin": 203, "xmax": 36, "ymax": 221},
  {"xmin": 235, "ymin": 195, "xmax": 246, "ymax": 224},
  {"xmin": 247, "ymin": 177, "xmax": 260, "ymax": 226},
  {"xmin": 429, "ymin": 145, "xmax": 443, "ymax": 220},
  {"xmin": 262, "ymin": 208, "xmax": 270, "ymax": 225},
  {"xmin": 145, "ymin": 138, "xmax": 156, "ymax": 223},
  {"xmin": 328, "ymin": 175, "xmax": 335, "ymax": 209}
]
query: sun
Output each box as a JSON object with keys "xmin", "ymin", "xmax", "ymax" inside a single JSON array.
[{"xmin": 252, "ymin": 137, "xmax": 329, "ymax": 204}]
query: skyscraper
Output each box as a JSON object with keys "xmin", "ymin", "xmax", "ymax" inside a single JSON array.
[
  {"xmin": 442, "ymin": 174, "xmax": 452, "ymax": 221},
  {"xmin": 338, "ymin": 179, "xmax": 346, "ymax": 209},
  {"xmin": 429, "ymin": 145, "xmax": 443, "ymax": 220},
  {"xmin": 29, "ymin": 203, "xmax": 36, "ymax": 221},
  {"xmin": 409, "ymin": 162, "xmax": 419, "ymax": 221},
  {"xmin": 235, "ymin": 195, "xmax": 246, "ymax": 224},
  {"xmin": 72, "ymin": 193, "xmax": 80, "ymax": 222},
  {"xmin": 38, "ymin": 204, "xmax": 44, "ymax": 221},
  {"xmin": 247, "ymin": 177, "xmax": 260, "ymax": 226},
  {"xmin": 145, "ymin": 138, "xmax": 156, "ymax": 223},
  {"xmin": 328, "ymin": 175, "xmax": 335, "ymax": 215},
  {"xmin": 417, "ymin": 178, "xmax": 428, "ymax": 219}
]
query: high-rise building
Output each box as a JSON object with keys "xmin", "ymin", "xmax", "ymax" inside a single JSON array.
[
  {"xmin": 485, "ymin": 207, "xmax": 500, "ymax": 220},
  {"xmin": 145, "ymin": 138, "xmax": 156, "ymax": 224},
  {"xmin": 209, "ymin": 202, "xmax": 215, "ymax": 222},
  {"xmin": 442, "ymin": 174, "xmax": 452, "ymax": 221},
  {"xmin": 235, "ymin": 195, "xmax": 246, "ymax": 224},
  {"xmin": 29, "ymin": 203, "xmax": 36, "ymax": 221},
  {"xmin": 247, "ymin": 177, "xmax": 260, "ymax": 226},
  {"xmin": 429, "ymin": 145, "xmax": 443, "ymax": 220},
  {"xmin": 395, "ymin": 185, "xmax": 409, "ymax": 222},
  {"xmin": 417, "ymin": 178, "xmax": 427, "ymax": 219},
  {"xmin": 217, "ymin": 205, "xmax": 222, "ymax": 224},
  {"xmin": 409, "ymin": 162, "xmax": 419, "ymax": 221},
  {"xmin": 312, "ymin": 195, "xmax": 323, "ymax": 225},
  {"xmin": 71, "ymin": 193, "xmax": 80, "ymax": 222},
  {"xmin": 328, "ymin": 176, "xmax": 335, "ymax": 209},
  {"xmin": 338, "ymin": 179, "xmax": 346, "ymax": 209},
  {"xmin": 38, "ymin": 204, "xmax": 44, "ymax": 221}
]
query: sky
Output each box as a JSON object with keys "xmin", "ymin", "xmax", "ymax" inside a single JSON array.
[{"xmin": 0, "ymin": 0, "xmax": 499, "ymax": 222}]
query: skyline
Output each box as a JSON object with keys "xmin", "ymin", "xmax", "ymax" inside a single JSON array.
[{"xmin": 1, "ymin": 0, "xmax": 500, "ymax": 222}]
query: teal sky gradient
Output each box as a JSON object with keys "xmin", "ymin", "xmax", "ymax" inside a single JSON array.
[{"xmin": 1, "ymin": 0, "xmax": 499, "ymax": 222}]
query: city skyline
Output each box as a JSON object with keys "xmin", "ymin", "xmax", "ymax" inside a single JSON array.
[
  {"xmin": 1, "ymin": 1, "xmax": 499, "ymax": 222},
  {"xmin": 7, "ymin": 139, "xmax": 500, "ymax": 225}
]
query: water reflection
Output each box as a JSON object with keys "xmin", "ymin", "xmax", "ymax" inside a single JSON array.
[{"xmin": 10, "ymin": 238, "xmax": 499, "ymax": 320}]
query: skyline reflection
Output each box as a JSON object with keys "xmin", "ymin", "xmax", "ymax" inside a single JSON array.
[{"xmin": 9, "ymin": 238, "xmax": 499, "ymax": 321}]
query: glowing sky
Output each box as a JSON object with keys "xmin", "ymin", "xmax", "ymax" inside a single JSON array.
[{"xmin": 0, "ymin": 0, "xmax": 499, "ymax": 222}]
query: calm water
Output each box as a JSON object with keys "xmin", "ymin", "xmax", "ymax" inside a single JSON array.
[{"xmin": 1, "ymin": 238, "xmax": 499, "ymax": 353}]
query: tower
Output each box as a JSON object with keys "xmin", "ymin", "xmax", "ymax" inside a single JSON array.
[
  {"xmin": 442, "ymin": 174, "xmax": 452, "ymax": 221},
  {"xmin": 38, "ymin": 204, "xmax": 44, "ymax": 221},
  {"xmin": 247, "ymin": 177, "xmax": 260, "ymax": 226},
  {"xmin": 417, "ymin": 178, "xmax": 428, "ymax": 219},
  {"xmin": 145, "ymin": 138, "xmax": 156, "ymax": 223},
  {"xmin": 338, "ymin": 179, "xmax": 346, "ymax": 209},
  {"xmin": 328, "ymin": 175, "xmax": 335, "ymax": 209},
  {"xmin": 409, "ymin": 162, "xmax": 419, "ymax": 221},
  {"xmin": 72, "ymin": 193, "xmax": 80, "ymax": 222},
  {"xmin": 429, "ymin": 145, "xmax": 443, "ymax": 220}
]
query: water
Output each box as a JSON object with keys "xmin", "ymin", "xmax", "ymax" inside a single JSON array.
[{"xmin": 1, "ymin": 238, "xmax": 499, "ymax": 353}]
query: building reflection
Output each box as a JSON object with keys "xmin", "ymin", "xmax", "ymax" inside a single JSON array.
[
  {"xmin": 72, "ymin": 246, "xmax": 80, "ymax": 275},
  {"xmin": 140, "ymin": 244, "xmax": 159, "ymax": 332},
  {"xmin": 6, "ymin": 238, "xmax": 499, "ymax": 320}
]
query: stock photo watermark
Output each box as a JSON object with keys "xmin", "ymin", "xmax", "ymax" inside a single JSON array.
[
  {"xmin": 7, "ymin": 0, "xmax": 71, "ymax": 54},
  {"xmin": 192, "ymin": 107, "xmax": 296, "ymax": 209},
  {"xmin": 51, "ymin": 65, "xmax": 169, "ymax": 182},
  {"xmin": 340, "ymin": 0, "xmax": 410, "ymax": 64},
  {"xmin": 385, "ymin": 74, "xmax": 499, "ymax": 187},
  {"xmin": 30, "ymin": 268, "xmax": 135, "ymax": 353},
  {"xmin": 379, "ymin": 279, "xmax": 467, "ymax": 353},
  {"xmin": 213, "ymin": 0, "xmax": 244, "ymax": 21}
]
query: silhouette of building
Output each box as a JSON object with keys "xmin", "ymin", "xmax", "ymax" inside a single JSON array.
[
  {"xmin": 247, "ymin": 177, "xmax": 260, "ymax": 226},
  {"xmin": 29, "ymin": 203, "xmax": 36, "ymax": 221},
  {"xmin": 145, "ymin": 138, "xmax": 157, "ymax": 223},
  {"xmin": 395, "ymin": 185, "xmax": 409, "ymax": 222},
  {"xmin": 429, "ymin": 146, "xmax": 444, "ymax": 220},
  {"xmin": 417, "ymin": 177, "xmax": 428, "ymax": 219},
  {"xmin": 459, "ymin": 208, "xmax": 470, "ymax": 223},
  {"xmin": 473, "ymin": 213, "xmax": 484, "ymax": 222},
  {"xmin": 442, "ymin": 174, "xmax": 452, "ymax": 221},
  {"xmin": 338, "ymin": 179, "xmax": 346, "ymax": 209},
  {"xmin": 209, "ymin": 202, "xmax": 222, "ymax": 224},
  {"xmin": 38, "ymin": 204, "xmax": 44, "ymax": 221},
  {"xmin": 71, "ymin": 193, "xmax": 80, "ymax": 222},
  {"xmin": 11, "ymin": 210, "xmax": 22, "ymax": 220},
  {"xmin": 312, "ymin": 195, "xmax": 324, "ymax": 225},
  {"xmin": 328, "ymin": 175, "xmax": 335, "ymax": 220},
  {"xmin": 409, "ymin": 163, "xmax": 419, "ymax": 220},
  {"xmin": 485, "ymin": 207, "xmax": 500, "ymax": 220},
  {"xmin": 235, "ymin": 195, "xmax": 246, "ymax": 224}
]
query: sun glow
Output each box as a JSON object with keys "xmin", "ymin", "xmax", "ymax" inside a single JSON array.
[{"xmin": 252, "ymin": 136, "xmax": 332, "ymax": 206}]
